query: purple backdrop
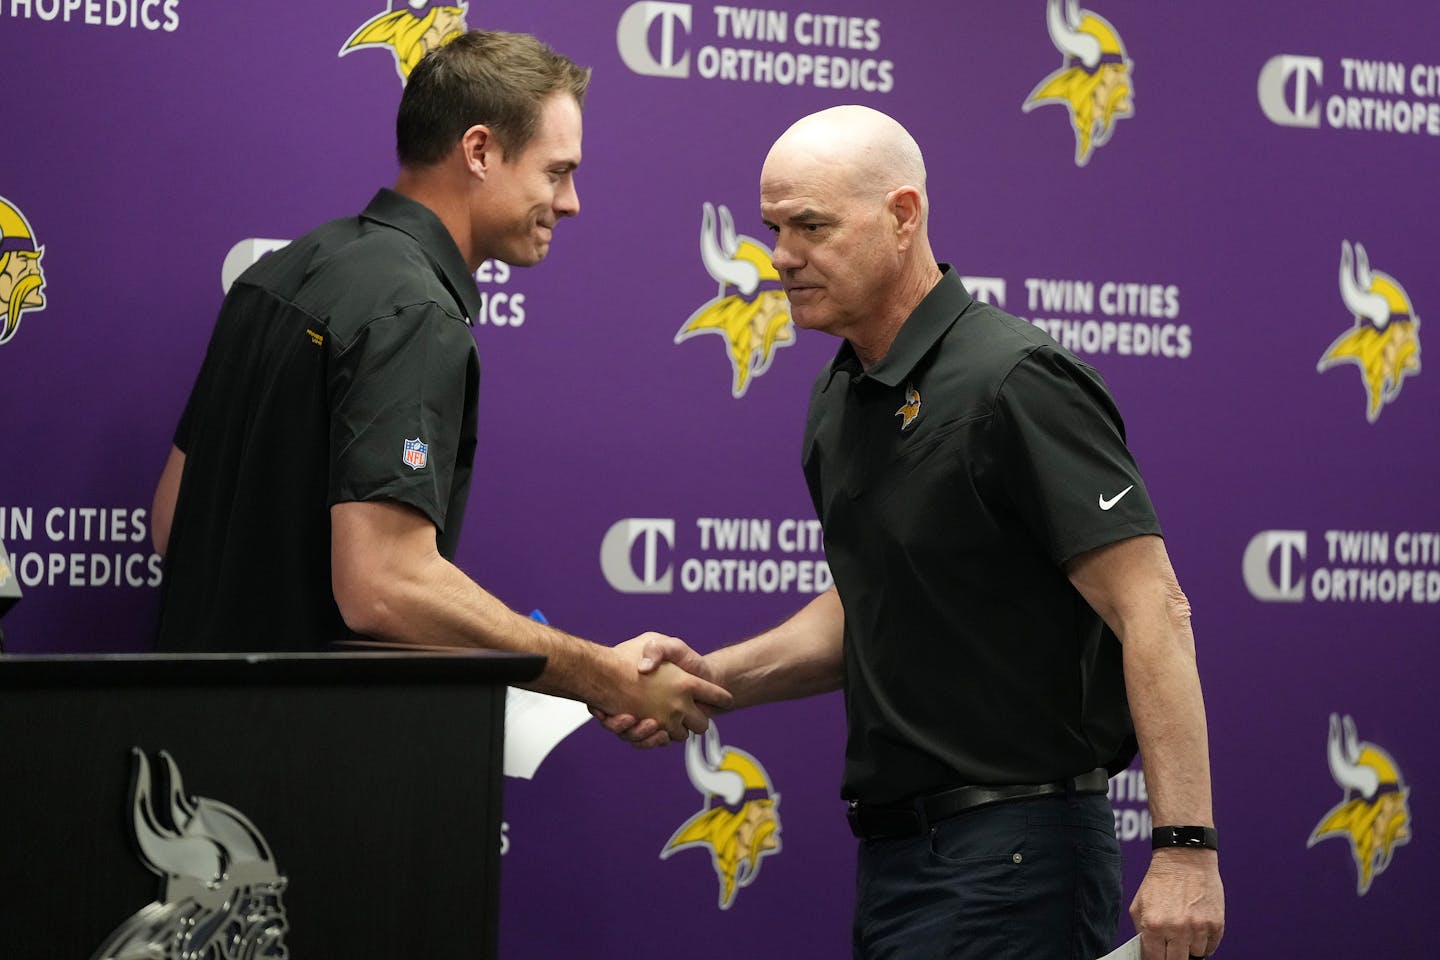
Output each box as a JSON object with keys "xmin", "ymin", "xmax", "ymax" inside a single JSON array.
[{"xmin": 2, "ymin": 1, "xmax": 1434, "ymax": 955}]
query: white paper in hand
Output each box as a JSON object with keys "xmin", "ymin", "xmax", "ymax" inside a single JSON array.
[
  {"xmin": 503, "ymin": 686, "xmax": 591, "ymax": 779},
  {"xmin": 1096, "ymin": 935, "xmax": 1141, "ymax": 960}
]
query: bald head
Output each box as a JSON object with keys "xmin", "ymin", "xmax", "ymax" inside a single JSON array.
[
  {"xmin": 763, "ymin": 105, "xmax": 927, "ymax": 210},
  {"xmin": 758, "ymin": 106, "xmax": 941, "ymax": 363}
]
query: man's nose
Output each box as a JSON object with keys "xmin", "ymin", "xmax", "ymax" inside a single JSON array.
[
  {"xmin": 556, "ymin": 177, "xmax": 580, "ymax": 218},
  {"xmin": 769, "ymin": 236, "xmax": 801, "ymax": 270}
]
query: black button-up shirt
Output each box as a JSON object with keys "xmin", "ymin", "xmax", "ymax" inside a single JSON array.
[
  {"xmin": 802, "ymin": 266, "xmax": 1158, "ymax": 803},
  {"xmin": 159, "ymin": 190, "xmax": 482, "ymax": 652}
]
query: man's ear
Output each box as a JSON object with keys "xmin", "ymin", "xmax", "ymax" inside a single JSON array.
[
  {"xmin": 461, "ymin": 124, "xmax": 496, "ymax": 181},
  {"xmin": 889, "ymin": 186, "xmax": 923, "ymax": 253}
]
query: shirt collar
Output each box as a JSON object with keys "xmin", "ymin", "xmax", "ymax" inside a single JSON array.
[
  {"xmin": 823, "ymin": 263, "xmax": 973, "ymax": 389},
  {"xmin": 361, "ymin": 188, "xmax": 483, "ymax": 324}
]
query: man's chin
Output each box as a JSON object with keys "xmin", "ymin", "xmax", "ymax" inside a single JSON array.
[
  {"xmin": 502, "ymin": 248, "xmax": 546, "ymax": 268},
  {"xmin": 788, "ymin": 306, "xmax": 828, "ymax": 331}
]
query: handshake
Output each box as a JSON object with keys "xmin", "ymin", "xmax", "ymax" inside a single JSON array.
[
  {"xmin": 559, "ymin": 589, "xmax": 840, "ymax": 746},
  {"xmin": 589, "ymin": 632, "xmax": 727, "ymax": 748}
]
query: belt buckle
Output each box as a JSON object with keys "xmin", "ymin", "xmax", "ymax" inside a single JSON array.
[{"xmin": 846, "ymin": 799, "xmax": 863, "ymax": 837}]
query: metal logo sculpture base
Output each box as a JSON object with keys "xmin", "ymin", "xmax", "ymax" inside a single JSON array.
[{"xmin": 92, "ymin": 749, "xmax": 290, "ymax": 960}]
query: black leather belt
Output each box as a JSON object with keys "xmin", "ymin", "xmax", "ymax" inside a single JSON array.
[{"xmin": 846, "ymin": 767, "xmax": 1111, "ymax": 841}]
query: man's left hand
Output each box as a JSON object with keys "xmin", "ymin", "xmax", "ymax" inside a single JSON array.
[{"xmin": 1131, "ymin": 848, "xmax": 1224, "ymax": 959}]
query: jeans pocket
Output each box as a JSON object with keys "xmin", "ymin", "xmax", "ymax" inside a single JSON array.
[
  {"xmin": 927, "ymin": 807, "xmax": 1028, "ymax": 867},
  {"xmin": 1072, "ymin": 838, "xmax": 1123, "ymax": 958}
]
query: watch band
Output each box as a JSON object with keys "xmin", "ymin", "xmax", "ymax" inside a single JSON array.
[{"xmin": 1151, "ymin": 825, "xmax": 1218, "ymax": 851}]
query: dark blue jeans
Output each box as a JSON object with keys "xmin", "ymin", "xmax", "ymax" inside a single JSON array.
[{"xmin": 853, "ymin": 793, "xmax": 1122, "ymax": 960}]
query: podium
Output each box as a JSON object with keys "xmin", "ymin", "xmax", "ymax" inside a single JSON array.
[{"xmin": 0, "ymin": 650, "xmax": 544, "ymax": 959}]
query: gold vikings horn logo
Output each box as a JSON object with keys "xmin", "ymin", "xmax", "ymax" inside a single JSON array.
[
  {"xmin": 674, "ymin": 202, "xmax": 794, "ymax": 399},
  {"xmin": 0, "ymin": 195, "xmax": 47, "ymax": 347},
  {"xmin": 1318, "ymin": 241, "xmax": 1422, "ymax": 423},
  {"xmin": 340, "ymin": 1, "xmax": 468, "ymax": 83},
  {"xmin": 895, "ymin": 383, "xmax": 921, "ymax": 430},
  {"xmin": 1023, "ymin": 0, "xmax": 1134, "ymax": 167},
  {"xmin": 662, "ymin": 724, "xmax": 782, "ymax": 909},
  {"xmin": 1308, "ymin": 714, "xmax": 1412, "ymax": 895}
]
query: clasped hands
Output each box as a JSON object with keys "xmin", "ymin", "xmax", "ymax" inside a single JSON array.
[{"xmin": 590, "ymin": 632, "xmax": 723, "ymax": 746}]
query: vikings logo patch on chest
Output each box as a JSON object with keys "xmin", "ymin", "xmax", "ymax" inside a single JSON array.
[{"xmin": 895, "ymin": 383, "xmax": 921, "ymax": 431}]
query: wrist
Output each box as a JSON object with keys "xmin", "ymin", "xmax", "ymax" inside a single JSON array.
[
  {"xmin": 1151, "ymin": 824, "xmax": 1218, "ymax": 852},
  {"xmin": 703, "ymin": 651, "xmax": 747, "ymax": 711},
  {"xmin": 575, "ymin": 644, "xmax": 625, "ymax": 709}
]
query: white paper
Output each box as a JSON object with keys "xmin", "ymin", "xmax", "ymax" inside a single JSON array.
[
  {"xmin": 1096, "ymin": 935, "xmax": 1141, "ymax": 960},
  {"xmin": 502, "ymin": 686, "xmax": 592, "ymax": 779}
]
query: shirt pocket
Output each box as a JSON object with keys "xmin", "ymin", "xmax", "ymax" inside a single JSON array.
[{"xmin": 847, "ymin": 413, "xmax": 985, "ymax": 500}]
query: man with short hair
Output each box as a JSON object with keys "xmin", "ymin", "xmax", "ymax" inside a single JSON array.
[
  {"xmin": 153, "ymin": 31, "xmax": 727, "ymax": 739},
  {"xmin": 606, "ymin": 105, "xmax": 1224, "ymax": 958}
]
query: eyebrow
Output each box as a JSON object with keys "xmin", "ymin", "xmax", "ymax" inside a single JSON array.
[{"xmin": 762, "ymin": 206, "xmax": 830, "ymax": 228}]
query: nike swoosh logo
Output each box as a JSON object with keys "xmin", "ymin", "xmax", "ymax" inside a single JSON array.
[{"xmin": 1098, "ymin": 485, "xmax": 1135, "ymax": 511}]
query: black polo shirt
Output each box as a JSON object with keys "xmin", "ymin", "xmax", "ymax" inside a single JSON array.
[
  {"xmin": 802, "ymin": 266, "xmax": 1158, "ymax": 804},
  {"xmin": 157, "ymin": 189, "xmax": 482, "ymax": 652}
]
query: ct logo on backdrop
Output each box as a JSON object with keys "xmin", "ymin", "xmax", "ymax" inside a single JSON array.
[
  {"xmin": 1022, "ymin": 0, "xmax": 1134, "ymax": 167},
  {"xmin": 599, "ymin": 518, "xmax": 675, "ymax": 594},
  {"xmin": 674, "ymin": 202, "xmax": 794, "ymax": 398},
  {"xmin": 1308, "ymin": 714, "xmax": 1411, "ymax": 896},
  {"xmin": 617, "ymin": 1, "xmax": 692, "ymax": 79},
  {"xmin": 340, "ymin": 0, "xmax": 468, "ymax": 82},
  {"xmin": 1319, "ymin": 241, "xmax": 1422, "ymax": 423},
  {"xmin": 1257, "ymin": 55, "xmax": 1324, "ymax": 129},
  {"xmin": 662, "ymin": 724, "xmax": 782, "ymax": 910},
  {"xmin": 0, "ymin": 195, "xmax": 47, "ymax": 347},
  {"xmin": 1241, "ymin": 529, "xmax": 1307, "ymax": 602}
]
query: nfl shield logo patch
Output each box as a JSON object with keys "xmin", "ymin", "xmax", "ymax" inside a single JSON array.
[{"xmin": 403, "ymin": 437, "xmax": 428, "ymax": 470}]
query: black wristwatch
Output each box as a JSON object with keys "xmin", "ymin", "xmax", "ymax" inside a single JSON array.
[{"xmin": 1151, "ymin": 825, "xmax": 1218, "ymax": 851}]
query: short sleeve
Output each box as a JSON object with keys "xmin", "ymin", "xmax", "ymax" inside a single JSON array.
[
  {"xmin": 173, "ymin": 377, "xmax": 197, "ymax": 453},
  {"xmin": 173, "ymin": 308, "xmax": 230, "ymax": 454},
  {"xmin": 327, "ymin": 303, "xmax": 474, "ymax": 530},
  {"xmin": 991, "ymin": 347, "xmax": 1161, "ymax": 564}
]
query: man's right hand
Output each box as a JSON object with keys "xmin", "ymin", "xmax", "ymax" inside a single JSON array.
[
  {"xmin": 598, "ymin": 635, "xmax": 730, "ymax": 743},
  {"xmin": 595, "ymin": 633, "xmax": 723, "ymax": 747}
]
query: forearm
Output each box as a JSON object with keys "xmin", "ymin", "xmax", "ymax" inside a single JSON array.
[
  {"xmin": 342, "ymin": 543, "xmax": 619, "ymax": 705},
  {"xmin": 1070, "ymin": 536, "xmax": 1222, "ymax": 952},
  {"xmin": 1069, "ymin": 536, "xmax": 1214, "ymax": 827},
  {"xmin": 332, "ymin": 501, "xmax": 729, "ymax": 740},
  {"xmin": 1120, "ymin": 600, "xmax": 1214, "ymax": 829},
  {"xmin": 1120, "ymin": 594, "xmax": 1224, "ymax": 955},
  {"xmin": 708, "ymin": 586, "xmax": 845, "ymax": 709}
]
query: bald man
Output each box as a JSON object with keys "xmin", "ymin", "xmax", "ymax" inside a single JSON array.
[{"xmin": 606, "ymin": 106, "xmax": 1223, "ymax": 960}]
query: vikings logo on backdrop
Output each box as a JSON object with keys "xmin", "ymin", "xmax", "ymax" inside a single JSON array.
[
  {"xmin": 93, "ymin": 749, "xmax": 290, "ymax": 959},
  {"xmin": 1023, "ymin": 0, "xmax": 1134, "ymax": 167},
  {"xmin": 0, "ymin": 195, "xmax": 47, "ymax": 347},
  {"xmin": 1308, "ymin": 714, "xmax": 1412, "ymax": 895},
  {"xmin": 340, "ymin": 1, "xmax": 468, "ymax": 83},
  {"xmin": 1318, "ymin": 241, "xmax": 1421, "ymax": 423},
  {"xmin": 662, "ymin": 724, "xmax": 781, "ymax": 910},
  {"xmin": 674, "ymin": 202, "xmax": 794, "ymax": 398}
]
